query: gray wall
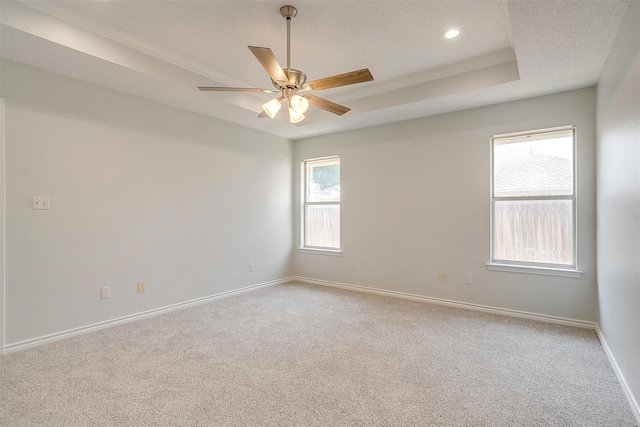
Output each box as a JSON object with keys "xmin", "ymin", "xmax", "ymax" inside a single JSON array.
[
  {"xmin": 1, "ymin": 60, "xmax": 294, "ymax": 345},
  {"xmin": 294, "ymin": 87, "xmax": 598, "ymax": 322},
  {"xmin": 0, "ymin": 99, "xmax": 4, "ymax": 349},
  {"xmin": 596, "ymin": 0, "xmax": 640, "ymax": 414}
]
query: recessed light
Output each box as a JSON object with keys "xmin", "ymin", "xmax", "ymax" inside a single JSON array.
[{"xmin": 442, "ymin": 27, "xmax": 462, "ymax": 39}]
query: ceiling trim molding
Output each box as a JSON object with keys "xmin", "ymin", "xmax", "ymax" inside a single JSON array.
[
  {"xmin": 298, "ymin": 59, "xmax": 520, "ymax": 127},
  {"xmin": 16, "ymin": 0, "xmax": 246, "ymax": 88},
  {"xmin": 334, "ymin": 48, "xmax": 518, "ymax": 104}
]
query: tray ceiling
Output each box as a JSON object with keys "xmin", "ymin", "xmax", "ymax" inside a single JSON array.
[{"xmin": 0, "ymin": 0, "xmax": 632, "ymax": 140}]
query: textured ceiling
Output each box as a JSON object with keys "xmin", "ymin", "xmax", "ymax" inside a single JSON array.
[{"xmin": 0, "ymin": 0, "xmax": 632, "ymax": 140}]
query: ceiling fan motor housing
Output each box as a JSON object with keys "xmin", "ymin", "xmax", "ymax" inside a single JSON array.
[{"xmin": 271, "ymin": 69, "xmax": 307, "ymax": 92}]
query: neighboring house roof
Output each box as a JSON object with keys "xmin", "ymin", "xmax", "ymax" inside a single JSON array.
[{"xmin": 494, "ymin": 146, "xmax": 573, "ymax": 196}]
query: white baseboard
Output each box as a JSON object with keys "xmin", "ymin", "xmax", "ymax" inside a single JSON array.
[
  {"xmin": 3, "ymin": 277, "xmax": 293, "ymax": 354},
  {"xmin": 293, "ymin": 276, "xmax": 640, "ymax": 422},
  {"xmin": 7, "ymin": 274, "xmax": 637, "ymax": 424},
  {"xmin": 596, "ymin": 325, "xmax": 640, "ymax": 425},
  {"xmin": 291, "ymin": 276, "xmax": 596, "ymax": 329},
  {"xmin": 5, "ymin": 275, "xmax": 638, "ymax": 423}
]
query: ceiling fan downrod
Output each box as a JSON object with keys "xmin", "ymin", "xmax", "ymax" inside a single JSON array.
[
  {"xmin": 276, "ymin": 5, "xmax": 308, "ymax": 123},
  {"xmin": 280, "ymin": 5, "xmax": 297, "ymax": 77}
]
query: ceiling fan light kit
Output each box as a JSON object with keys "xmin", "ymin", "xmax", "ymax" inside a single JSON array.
[
  {"xmin": 198, "ymin": 5, "xmax": 374, "ymax": 125},
  {"xmin": 289, "ymin": 94, "xmax": 309, "ymax": 113},
  {"xmin": 262, "ymin": 97, "xmax": 284, "ymax": 119}
]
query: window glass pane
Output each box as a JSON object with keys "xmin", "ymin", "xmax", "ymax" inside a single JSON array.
[
  {"xmin": 493, "ymin": 199, "xmax": 573, "ymax": 265},
  {"xmin": 494, "ymin": 131, "xmax": 573, "ymax": 197},
  {"xmin": 305, "ymin": 204, "xmax": 340, "ymax": 248},
  {"xmin": 307, "ymin": 160, "xmax": 340, "ymax": 202}
]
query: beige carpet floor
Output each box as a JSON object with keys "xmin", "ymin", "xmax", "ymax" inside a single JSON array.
[{"xmin": 0, "ymin": 282, "xmax": 636, "ymax": 426}]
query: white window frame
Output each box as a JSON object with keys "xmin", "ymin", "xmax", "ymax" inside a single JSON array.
[
  {"xmin": 301, "ymin": 156, "xmax": 341, "ymax": 253},
  {"xmin": 488, "ymin": 126, "xmax": 581, "ymax": 276}
]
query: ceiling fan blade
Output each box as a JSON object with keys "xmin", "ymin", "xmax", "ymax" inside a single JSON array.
[
  {"xmin": 303, "ymin": 94, "xmax": 351, "ymax": 116},
  {"xmin": 257, "ymin": 110, "xmax": 269, "ymax": 118},
  {"xmin": 248, "ymin": 46, "xmax": 289, "ymax": 85},
  {"xmin": 303, "ymin": 68, "xmax": 373, "ymax": 92},
  {"xmin": 198, "ymin": 87, "xmax": 276, "ymax": 93}
]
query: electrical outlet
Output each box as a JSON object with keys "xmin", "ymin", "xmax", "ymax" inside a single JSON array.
[
  {"xmin": 249, "ymin": 263, "xmax": 254, "ymax": 272},
  {"xmin": 101, "ymin": 286, "xmax": 110, "ymax": 299},
  {"xmin": 32, "ymin": 196, "xmax": 50, "ymax": 210},
  {"xmin": 438, "ymin": 272, "xmax": 446, "ymax": 282},
  {"xmin": 466, "ymin": 275, "xmax": 473, "ymax": 285},
  {"xmin": 350, "ymin": 262, "xmax": 356, "ymax": 271},
  {"xmin": 137, "ymin": 282, "xmax": 145, "ymax": 293}
]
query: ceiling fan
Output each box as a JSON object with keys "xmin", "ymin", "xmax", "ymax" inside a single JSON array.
[{"xmin": 198, "ymin": 5, "xmax": 374, "ymax": 124}]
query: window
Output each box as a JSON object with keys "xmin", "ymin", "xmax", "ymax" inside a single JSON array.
[
  {"xmin": 302, "ymin": 157, "xmax": 340, "ymax": 250},
  {"xmin": 490, "ymin": 126, "xmax": 576, "ymax": 269}
]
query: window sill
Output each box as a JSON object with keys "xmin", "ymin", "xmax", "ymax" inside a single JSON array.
[
  {"xmin": 298, "ymin": 248, "xmax": 343, "ymax": 257},
  {"xmin": 486, "ymin": 263, "xmax": 583, "ymax": 278}
]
